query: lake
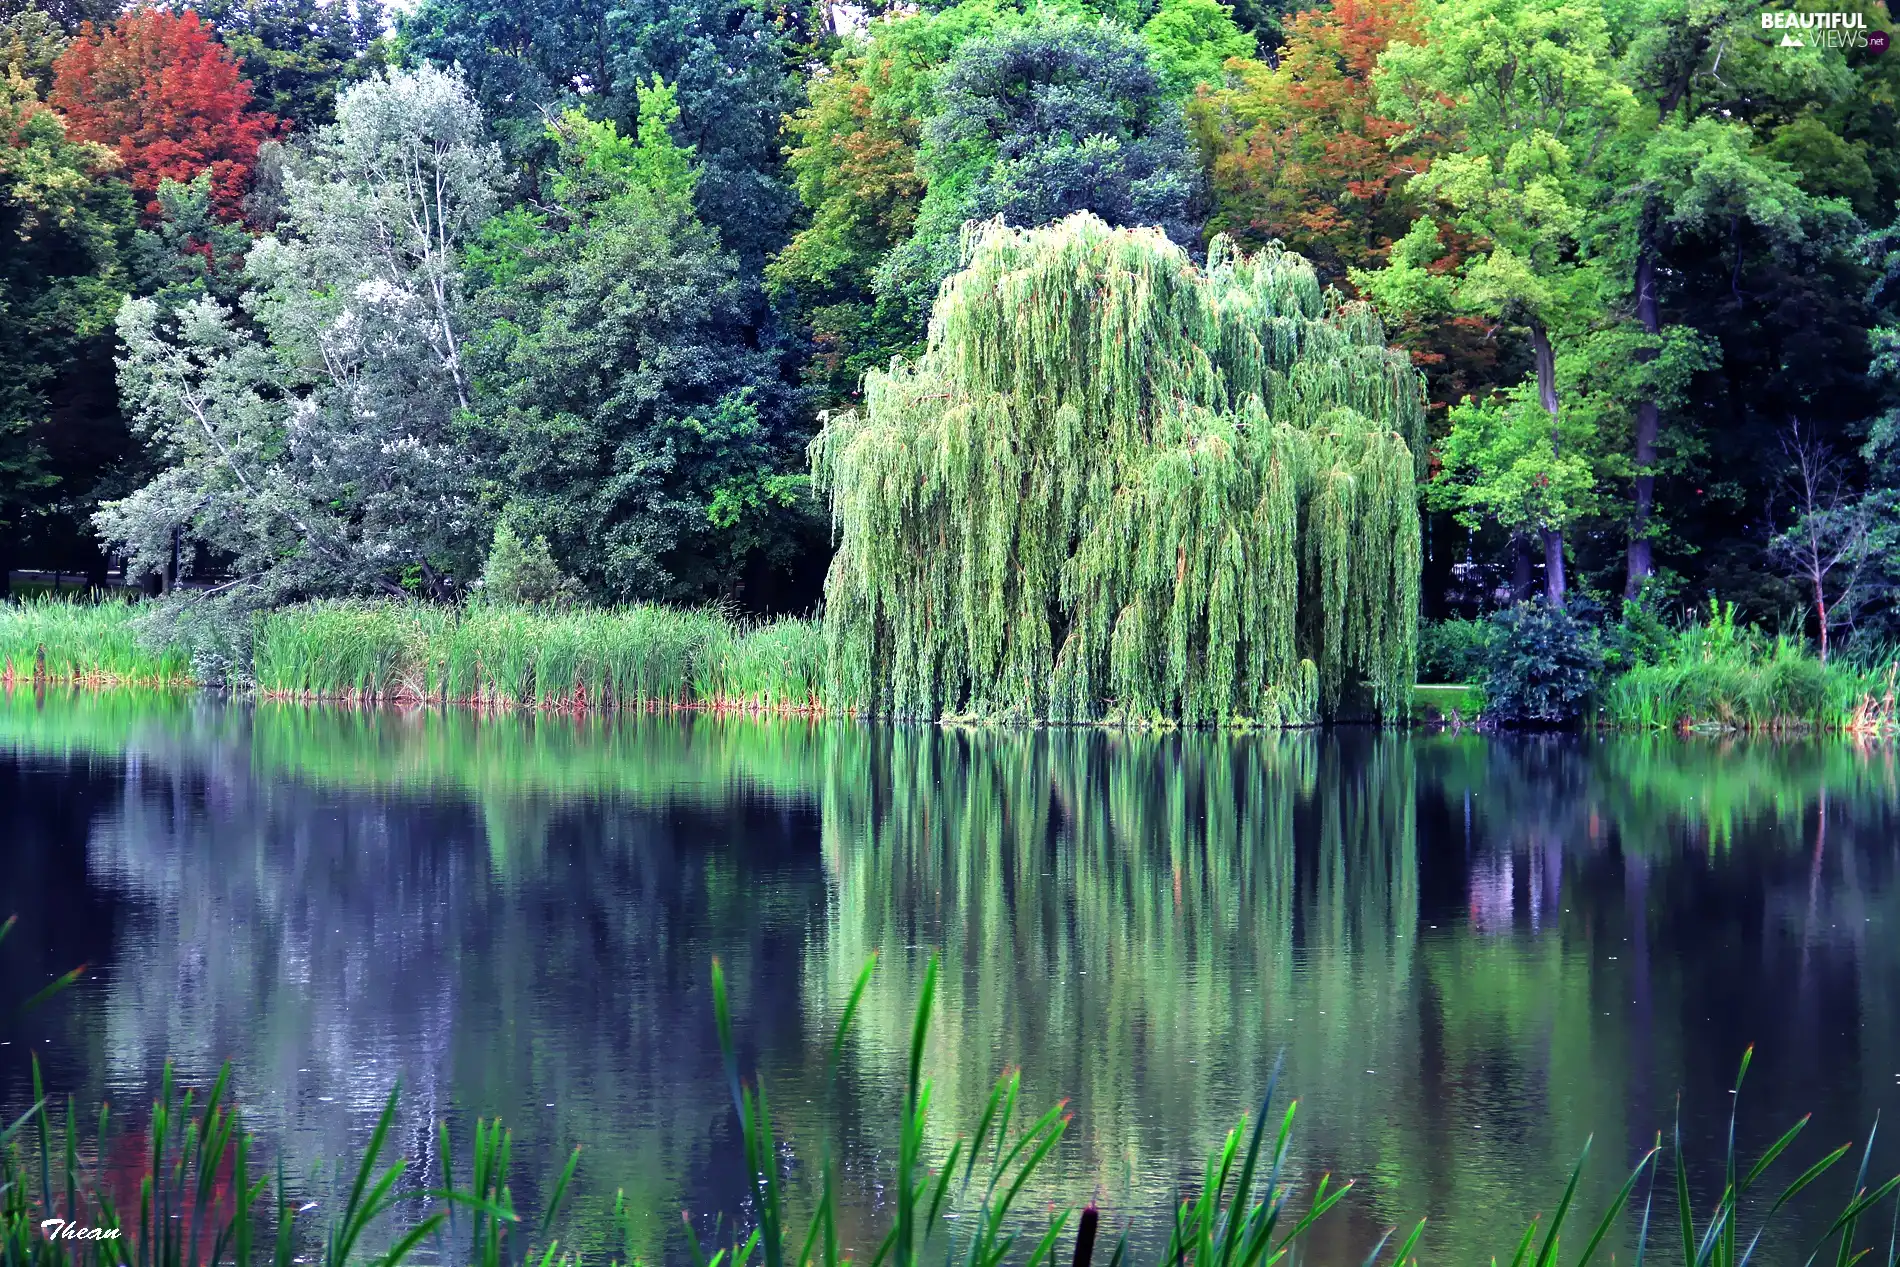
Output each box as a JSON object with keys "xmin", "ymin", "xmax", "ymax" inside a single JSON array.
[{"xmin": 2, "ymin": 692, "xmax": 1897, "ymax": 1263}]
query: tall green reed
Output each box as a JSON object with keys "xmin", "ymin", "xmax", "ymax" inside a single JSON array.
[
  {"xmin": 1601, "ymin": 602, "xmax": 1899, "ymax": 733},
  {"xmin": 244, "ymin": 601, "xmax": 822, "ymax": 712},
  {"xmin": 0, "ymin": 598, "xmax": 189, "ymax": 687},
  {"xmin": 253, "ymin": 602, "xmax": 456, "ymax": 700},
  {"xmin": 8, "ymin": 595, "xmax": 824, "ymax": 711},
  {"xmin": 6, "ymin": 937, "xmax": 1899, "ymax": 1265},
  {"xmin": 0, "ymin": 1060, "xmax": 428, "ymax": 1267},
  {"xmin": 706, "ymin": 952, "xmax": 1393, "ymax": 1267},
  {"xmin": 1473, "ymin": 1045, "xmax": 1900, "ymax": 1267}
]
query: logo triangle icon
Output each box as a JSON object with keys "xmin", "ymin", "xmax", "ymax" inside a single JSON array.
[{"xmin": 1779, "ymin": 31, "xmax": 1804, "ymax": 45}]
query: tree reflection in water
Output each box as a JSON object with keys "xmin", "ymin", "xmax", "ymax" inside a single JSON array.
[{"xmin": 0, "ymin": 693, "xmax": 1895, "ymax": 1263}]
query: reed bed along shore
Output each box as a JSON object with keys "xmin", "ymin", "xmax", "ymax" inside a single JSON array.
[
  {"xmin": 251, "ymin": 600, "xmax": 825, "ymax": 711},
  {"xmin": 8, "ymin": 594, "xmax": 1900, "ymax": 732},
  {"xmin": 2, "ymin": 596, "xmax": 824, "ymax": 712},
  {"xmin": 1598, "ymin": 638, "xmax": 1900, "ymax": 735},
  {"xmin": 0, "ymin": 596, "xmax": 191, "ymax": 687}
]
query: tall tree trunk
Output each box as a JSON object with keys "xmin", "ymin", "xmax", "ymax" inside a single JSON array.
[
  {"xmin": 1543, "ymin": 529, "xmax": 1567, "ymax": 609},
  {"xmin": 1626, "ymin": 223, "xmax": 1661, "ymax": 599},
  {"xmin": 162, "ymin": 524, "xmax": 180, "ymax": 594},
  {"xmin": 1528, "ymin": 321, "xmax": 1567, "ymax": 610},
  {"xmin": 1530, "ymin": 322, "xmax": 1560, "ymax": 419},
  {"xmin": 1815, "ymin": 582, "xmax": 1830, "ymax": 664}
]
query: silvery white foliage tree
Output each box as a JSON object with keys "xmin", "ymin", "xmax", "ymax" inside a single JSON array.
[{"xmin": 97, "ymin": 65, "xmax": 504, "ymax": 604}]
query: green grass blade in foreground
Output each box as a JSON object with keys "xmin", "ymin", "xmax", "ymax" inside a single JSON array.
[
  {"xmin": 1214, "ymin": 1054, "xmax": 1283, "ymax": 1267},
  {"xmin": 540, "ymin": 1145, "xmax": 581, "ymax": 1236},
  {"xmin": 828, "ymin": 951, "xmax": 879, "ymax": 1080},
  {"xmin": 1830, "ymin": 1116, "xmax": 1881, "ymax": 1267},
  {"xmin": 1387, "ymin": 1218, "xmax": 1426, "ymax": 1267},
  {"xmin": 897, "ymin": 955, "xmax": 941, "ymax": 1267},
  {"xmin": 1528, "ymin": 1135, "xmax": 1590, "ymax": 1267},
  {"xmin": 8, "ymin": 956, "xmax": 1900, "ymax": 1267},
  {"xmin": 1569, "ymin": 1143, "xmax": 1659, "ymax": 1267}
]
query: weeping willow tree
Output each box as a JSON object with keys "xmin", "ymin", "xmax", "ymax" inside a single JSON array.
[{"xmin": 811, "ymin": 213, "xmax": 1426, "ymax": 724}]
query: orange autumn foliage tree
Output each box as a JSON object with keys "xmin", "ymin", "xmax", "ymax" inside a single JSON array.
[
  {"xmin": 1189, "ymin": 0, "xmax": 1425, "ymax": 288},
  {"xmin": 1189, "ymin": 0, "xmax": 1504, "ymax": 412},
  {"xmin": 50, "ymin": 7, "xmax": 279, "ymax": 220}
]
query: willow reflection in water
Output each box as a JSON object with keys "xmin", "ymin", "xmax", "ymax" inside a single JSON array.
[{"xmin": 0, "ymin": 695, "xmax": 1895, "ymax": 1262}]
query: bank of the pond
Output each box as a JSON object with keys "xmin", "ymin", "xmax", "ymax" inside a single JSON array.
[
  {"xmin": 1, "ymin": 596, "xmax": 825, "ymax": 712},
  {"xmin": 0, "ymin": 595, "xmax": 192, "ymax": 687},
  {"xmin": 1416, "ymin": 657, "xmax": 1900, "ymax": 734},
  {"xmin": 1411, "ymin": 666, "xmax": 1900, "ymax": 734},
  {"xmin": 1599, "ymin": 647, "xmax": 1899, "ymax": 734},
  {"xmin": 1418, "ymin": 609, "xmax": 1900, "ymax": 735},
  {"xmin": 8, "ymin": 595, "xmax": 1899, "ymax": 732}
]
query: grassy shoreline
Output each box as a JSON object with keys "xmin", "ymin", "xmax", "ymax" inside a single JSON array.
[
  {"xmin": 7, "ymin": 596, "xmax": 1899, "ymax": 732},
  {"xmin": 1600, "ymin": 645, "xmax": 1899, "ymax": 734},
  {"xmin": 0, "ymin": 597, "xmax": 193, "ymax": 688},
  {"xmin": 2, "ymin": 596, "xmax": 825, "ymax": 713},
  {"xmin": 1418, "ymin": 607, "xmax": 1900, "ymax": 735}
]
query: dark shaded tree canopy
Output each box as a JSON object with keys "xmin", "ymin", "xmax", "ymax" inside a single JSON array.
[
  {"xmin": 399, "ymin": 0, "xmax": 799, "ymax": 265},
  {"xmin": 874, "ymin": 17, "xmax": 1200, "ymax": 342},
  {"xmin": 175, "ymin": 0, "xmax": 389, "ymax": 130}
]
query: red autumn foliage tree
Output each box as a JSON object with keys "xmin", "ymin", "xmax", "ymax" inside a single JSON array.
[{"xmin": 50, "ymin": 7, "xmax": 279, "ymax": 220}]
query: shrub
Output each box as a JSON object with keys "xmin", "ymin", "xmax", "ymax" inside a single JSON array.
[
  {"xmin": 1417, "ymin": 616, "xmax": 1495, "ymax": 684},
  {"xmin": 147, "ymin": 591, "xmax": 263, "ymax": 688},
  {"xmin": 1604, "ymin": 595, "xmax": 1673, "ymax": 673},
  {"xmin": 1482, "ymin": 601, "xmax": 1603, "ymax": 725},
  {"xmin": 477, "ymin": 522, "xmax": 581, "ymax": 606}
]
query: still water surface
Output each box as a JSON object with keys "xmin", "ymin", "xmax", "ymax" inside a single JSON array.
[{"xmin": 1, "ymin": 693, "xmax": 1898, "ymax": 1262}]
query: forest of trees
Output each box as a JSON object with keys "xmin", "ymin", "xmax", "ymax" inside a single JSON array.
[{"xmin": 3, "ymin": 0, "xmax": 1898, "ymax": 652}]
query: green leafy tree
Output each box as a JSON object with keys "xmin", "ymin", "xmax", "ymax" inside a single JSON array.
[
  {"xmin": 1857, "ymin": 375, "xmax": 1900, "ymax": 644},
  {"xmin": 468, "ymin": 82, "xmax": 810, "ymax": 604},
  {"xmin": 400, "ymin": 0, "xmax": 799, "ymax": 267},
  {"xmin": 774, "ymin": 52, "xmax": 923, "ymax": 303},
  {"xmin": 395, "ymin": 0, "xmax": 616, "ymax": 156},
  {"xmin": 1834, "ymin": 220, "xmax": 1900, "ymax": 642},
  {"xmin": 1356, "ymin": 0, "xmax": 1639, "ymax": 606},
  {"xmin": 96, "ymin": 66, "xmax": 504, "ymax": 600},
  {"xmin": 1601, "ymin": 0, "xmax": 1866, "ymax": 600},
  {"xmin": 175, "ymin": 0, "xmax": 389, "ymax": 131},
  {"xmin": 2, "ymin": 0, "xmax": 59, "ymax": 88},
  {"xmin": 875, "ymin": 17, "xmax": 1202, "ymax": 336},
  {"xmin": 770, "ymin": 0, "xmax": 1030, "ymax": 404},
  {"xmin": 770, "ymin": 53, "xmax": 926, "ymax": 403},
  {"xmin": 0, "ymin": 0, "xmax": 115, "ymax": 33},
  {"xmin": 1431, "ymin": 380, "xmax": 1599, "ymax": 608},
  {"xmin": 477, "ymin": 519, "xmax": 580, "ymax": 605},
  {"xmin": 1139, "ymin": 0, "xmax": 1253, "ymax": 96},
  {"xmin": 1224, "ymin": 0, "xmax": 1307, "ymax": 52},
  {"xmin": 128, "ymin": 172, "xmax": 252, "ymax": 308},
  {"xmin": 1, "ymin": 8, "xmax": 134, "ymax": 592}
]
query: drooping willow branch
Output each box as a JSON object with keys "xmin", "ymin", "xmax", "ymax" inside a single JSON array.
[{"xmin": 811, "ymin": 214, "xmax": 1425, "ymax": 725}]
